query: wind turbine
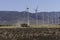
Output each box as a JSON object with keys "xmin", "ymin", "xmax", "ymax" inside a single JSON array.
[
  {"xmin": 26, "ymin": 7, "xmax": 30, "ymax": 25},
  {"xmin": 55, "ymin": 13, "xmax": 57, "ymax": 24},
  {"xmin": 42, "ymin": 11, "xmax": 44, "ymax": 24},
  {"xmin": 47, "ymin": 13, "xmax": 49, "ymax": 24},
  {"xmin": 58, "ymin": 13, "xmax": 60, "ymax": 25},
  {"xmin": 35, "ymin": 6, "xmax": 38, "ymax": 26},
  {"xmin": 52, "ymin": 15, "xmax": 53, "ymax": 24}
]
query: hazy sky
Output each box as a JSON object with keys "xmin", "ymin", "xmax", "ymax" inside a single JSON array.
[{"xmin": 0, "ymin": 0, "xmax": 60, "ymax": 12}]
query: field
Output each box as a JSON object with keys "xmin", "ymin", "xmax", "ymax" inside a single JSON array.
[
  {"xmin": 0, "ymin": 24, "xmax": 60, "ymax": 40},
  {"xmin": 0, "ymin": 24, "xmax": 60, "ymax": 28},
  {"xmin": 0, "ymin": 28, "xmax": 60, "ymax": 40}
]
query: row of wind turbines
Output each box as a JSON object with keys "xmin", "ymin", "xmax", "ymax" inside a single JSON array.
[{"xmin": 23, "ymin": 6, "xmax": 60, "ymax": 26}]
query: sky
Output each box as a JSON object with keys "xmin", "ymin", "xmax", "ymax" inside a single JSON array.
[{"xmin": 0, "ymin": 0, "xmax": 60, "ymax": 12}]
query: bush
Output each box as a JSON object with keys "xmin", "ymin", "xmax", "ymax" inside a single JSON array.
[
  {"xmin": 21, "ymin": 23, "xmax": 30, "ymax": 27},
  {"xmin": 59, "ymin": 24, "xmax": 60, "ymax": 25}
]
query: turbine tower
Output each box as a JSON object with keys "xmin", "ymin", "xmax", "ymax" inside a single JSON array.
[
  {"xmin": 58, "ymin": 13, "xmax": 60, "ymax": 25},
  {"xmin": 26, "ymin": 7, "xmax": 30, "ymax": 25},
  {"xmin": 43, "ymin": 11, "xmax": 44, "ymax": 24},
  {"xmin": 47, "ymin": 13, "xmax": 49, "ymax": 24},
  {"xmin": 35, "ymin": 6, "xmax": 38, "ymax": 26}
]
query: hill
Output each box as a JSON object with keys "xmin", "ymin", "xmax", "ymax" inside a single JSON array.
[{"xmin": 0, "ymin": 11, "xmax": 60, "ymax": 26}]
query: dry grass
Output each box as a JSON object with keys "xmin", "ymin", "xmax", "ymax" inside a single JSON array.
[
  {"xmin": 0, "ymin": 24, "xmax": 60, "ymax": 28},
  {"xmin": 29, "ymin": 24, "xmax": 60, "ymax": 28}
]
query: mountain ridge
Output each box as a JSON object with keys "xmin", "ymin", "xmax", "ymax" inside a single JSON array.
[{"xmin": 0, "ymin": 11, "xmax": 60, "ymax": 25}]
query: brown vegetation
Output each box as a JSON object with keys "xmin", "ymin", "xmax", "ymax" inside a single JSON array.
[{"xmin": 0, "ymin": 28, "xmax": 60, "ymax": 40}]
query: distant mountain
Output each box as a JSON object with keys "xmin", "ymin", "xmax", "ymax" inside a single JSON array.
[{"xmin": 0, "ymin": 11, "xmax": 60, "ymax": 25}]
